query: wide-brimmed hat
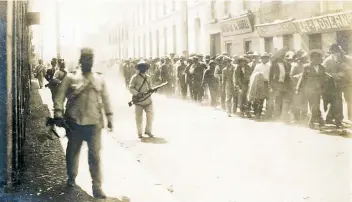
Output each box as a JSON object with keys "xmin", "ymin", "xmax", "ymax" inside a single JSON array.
[
  {"xmin": 271, "ymin": 46, "xmax": 289, "ymax": 61},
  {"xmin": 308, "ymin": 49, "xmax": 324, "ymax": 57},
  {"xmin": 222, "ymin": 56, "xmax": 232, "ymax": 62},
  {"xmin": 136, "ymin": 60, "xmax": 150, "ymax": 69},
  {"xmin": 235, "ymin": 56, "xmax": 250, "ymax": 63},
  {"xmin": 285, "ymin": 51, "xmax": 296, "ymax": 60},
  {"xmin": 215, "ymin": 55, "xmax": 223, "ymax": 60},
  {"xmin": 252, "ymin": 51, "xmax": 260, "ymax": 56},
  {"xmin": 222, "ymin": 52, "xmax": 229, "ymax": 56},
  {"xmin": 260, "ymin": 52, "xmax": 270, "ymax": 58},
  {"xmin": 209, "ymin": 60, "xmax": 216, "ymax": 65}
]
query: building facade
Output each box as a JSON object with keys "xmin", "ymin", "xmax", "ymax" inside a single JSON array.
[{"xmin": 107, "ymin": 0, "xmax": 352, "ymax": 60}]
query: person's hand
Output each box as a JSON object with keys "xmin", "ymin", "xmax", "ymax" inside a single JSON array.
[
  {"xmin": 107, "ymin": 121, "xmax": 113, "ymax": 132},
  {"xmin": 54, "ymin": 117, "xmax": 65, "ymax": 127},
  {"xmin": 137, "ymin": 92, "xmax": 143, "ymax": 97}
]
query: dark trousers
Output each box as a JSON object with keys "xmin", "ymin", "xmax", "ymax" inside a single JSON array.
[
  {"xmin": 208, "ymin": 84, "xmax": 218, "ymax": 107},
  {"xmin": 179, "ymin": 81, "xmax": 188, "ymax": 99},
  {"xmin": 326, "ymin": 91, "xmax": 343, "ymax": 124},
  {"xmin": 292, "ymin": 92, "xmax": 308, "ymax": 121},
  {"xmin": 226, "ymin": 88, "xmax": 238, "ymax": 114},
  {"xmin": 66, "ymin": 122, "xmax": 102, "ymax": 189},
  {"xmin": 218, "ymin": 84, "xmax": 226, "ymax": 109},
  {"xmin": 239, "ymin": 87, "xmax": 250, "ymax": 113},
  {"xmin": 343, "ymin": 88, "xmax": 352, "ymax": 121},
  {"xmin": 50, "ymin": 87, "xmax": 57, "ymax": 103},
  {"xmin": 308, "ymin": 94, "xmax": 323, "ymax": 125},
  {"xmin": 192, "ymin": 82, "xmax": 203, "ymax": 102}
]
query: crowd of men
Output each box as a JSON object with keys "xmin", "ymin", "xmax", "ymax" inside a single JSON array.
[{"xmin": 121, "ymin": 44, "xmax": 352, "ymax": 129}]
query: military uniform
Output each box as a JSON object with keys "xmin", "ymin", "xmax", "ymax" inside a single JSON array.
[
  {"xmin": 214, "ymin": 59, "xmax": 225, "ymax": 109},
  {"xmin": 54, "ymin": 70, "xmax": 112, "ymax": 197},
  {"xmin": 129, "ymin": 72, "xmax": 154, "ymax": 137},
  {"xmin": 222, "ymin": 63, "xmax": 236, "ymax": 116}
]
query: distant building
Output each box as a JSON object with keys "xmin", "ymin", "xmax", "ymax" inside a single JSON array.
[{"xmin": 106, "ymin": 0, "xmax": 352, "ymax": 60}]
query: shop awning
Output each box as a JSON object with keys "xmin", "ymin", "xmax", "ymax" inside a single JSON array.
[
  {"xmin": 294, "ymin": 10, "xmax": 352, "ymax": 34},
  {"xmin": 255, "ymin": 18, "xmax": 296, "ymax": 37}
]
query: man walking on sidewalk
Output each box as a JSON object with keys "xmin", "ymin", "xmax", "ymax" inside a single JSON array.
[
  {"xmin": 35, "ymin": 59, "xmax": 46, "ymax": 88},
  {"xmin": 53, "ymin": 48, "xmax": 113, "ymax": 199}
]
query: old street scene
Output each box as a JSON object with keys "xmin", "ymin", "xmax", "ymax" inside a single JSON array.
[{"xmin": 1, "ymin": 0, "xmax": 352, "ymax": 202}]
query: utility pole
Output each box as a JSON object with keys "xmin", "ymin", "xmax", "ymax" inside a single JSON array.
[{"xmin": 55, "ymin": 0, "xmax": 61, "ymax": 59}]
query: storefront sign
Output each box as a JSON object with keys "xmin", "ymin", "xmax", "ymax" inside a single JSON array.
[
  {"xmin": 256, "ymin": 19, "xmax": 297, "ymax": 37},
  {"xmin": 295, "ymin": 11, "xmax": 352, "ymax": 34},
  {"xmin": 220, "ymin": 15, "xmax": 253, "ymax": 37}
]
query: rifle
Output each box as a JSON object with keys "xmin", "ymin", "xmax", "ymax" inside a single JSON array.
[
  {"xmin": 128, "ymin": 82, "xmax": 168, "ymax": 107},
  {"xmin": 45, "ymin": 117, "xmax": 71, "ymax": 139}
]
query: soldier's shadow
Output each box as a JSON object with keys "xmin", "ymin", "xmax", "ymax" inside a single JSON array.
[
  {"xmin": 140, "ymin": 137, "xmax": 168, "ymax": 144},
  {"xmin": 50, "ymin": 183, "xmax": 130, "ymax": 202}
]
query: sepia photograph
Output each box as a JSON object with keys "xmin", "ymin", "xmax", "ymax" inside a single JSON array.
[{"xmin": 0, "ymin": 0, "xmax": 351, "ymax": 201}]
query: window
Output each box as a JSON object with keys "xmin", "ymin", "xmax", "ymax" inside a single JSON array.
[
  {"xmin": 337, "ymin": 30, "xmax": 352, "ymax": 54},
  {"xmin": 172, "ymin": 0, "xmax": 176, "ymax": 11},
  {"xmin": 226, "ymin": 43, "xmax": 232, "ymax": 55},
  {"xmin": 144, "ymin": 34, "xmax": 147, "ymax": 57},
  {"xmin": 156, "ymin": 30, "xmax": 160, "ymax": 57},
  {"xmin": 163, "ymin": 1, "xmax": 167, "ymax": 15},
  {"xmin": 244, "ymin": 40, "xmax": 252, "ymax": 54},
  {"xmin": 138, "ymin": 36, "xmax": 141, "ymax": 57},
  {"xmin": 309, "ymin": 34, "xmax": 322, "ymax": 50},
  {"xmin": 224, "ymin": 1, "xmax": 230, "ymax": 16},
  {"xmin": 164, "ymin": 27, "xmax": 168, "ymax": 55},
  {"xmin": 149, "ymin": 32, "xmax": 153, "ymax": 57},
  {"xmin": 149, "ymin": 0, "xmax": 152, "ymax": 20},
  {"xmin": 210, "ymin": 0, "xmax": 216, "ymax": 19},
  {"xmin": 283, "ymin": 34, "xmax": 293, "ymax": 50},
  {"xmin": 173, "ymin": 25, "xmax": 177, "ymax": 53},
  {"xmin": 264, "ymin": 37, "xmax": 273, "ymax": 53}
]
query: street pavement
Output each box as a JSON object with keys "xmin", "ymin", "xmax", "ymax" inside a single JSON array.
[
  {"xmin": 38, "ymin": 78, "xmax": 178, "ymax": 202},
  {"xmin": 102, "ymin": 67, "xmax": 352, "ymax": 202}
]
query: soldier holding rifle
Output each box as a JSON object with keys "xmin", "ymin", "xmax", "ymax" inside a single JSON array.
[{"xmin": 129, "ymin": 60, "xmax": 166, "ymax": 139}]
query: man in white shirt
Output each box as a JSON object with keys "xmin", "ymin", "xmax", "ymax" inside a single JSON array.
[{"xmin": 251, "ymin": 53, "xmax": 271, "ymax": 118}]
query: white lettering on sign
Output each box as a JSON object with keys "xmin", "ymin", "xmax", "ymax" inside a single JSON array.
[
  {"xmin": 295, "ymin": 11, "xmax": 352, "ymax": 33},
  {"xmin": 256, "ymin": 19, "xmax": 297, "ymax": 37},
  {"xmin": 220, "ymin": 16, "xmax": 253, "ymax": 37}
]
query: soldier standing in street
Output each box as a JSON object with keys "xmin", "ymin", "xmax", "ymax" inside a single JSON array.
[
  {"xmin": 176, "ymin": 56, "xmax": 188, "ymax": 99},
  {"xmin": 214, "ymin": 55, "xmax": 226, "ymax": 109},
  {"xmin": 222, "ymin": 56, "xmax": 237, "ymax": 117},
  {"xmin": 234, "ymin": 56, "xmax": 252, "ymax": 118},
  {"xmin": 160, "ymin": 57, "xmax": 174, "ymax": 95},
  {"xmin": 54, "ymin": 48, "xmax": 113, "ymax": 199},
  {"xmin": 189, "ymin": 56, "xmax": 206, "ymax": 102},
  {"xmin": 35, "ymin": 59, "xmax": 46, "ymax": 89},
  {"xmin": 296, "ymin": 49, "xmax": 326, "ymax": 129},
  {"xmin": 129, "ymin": 60, "xmax": 155, "ymax": 139},
  {"xmin": 323, "ymin": 44, "xmax": 348, "ymax": 127},
  {"xmin": 203, "ymin": 60, "xmax": 218, "ymax": 107}
]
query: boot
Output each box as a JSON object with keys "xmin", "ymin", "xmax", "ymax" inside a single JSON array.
[
  {"xmin": 67, "ymin": 178, "xmax": 76, "ymax": 188},
  {"xmin": 93, "ymin": 187, "xmax": 107, "ymax": 199}
]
